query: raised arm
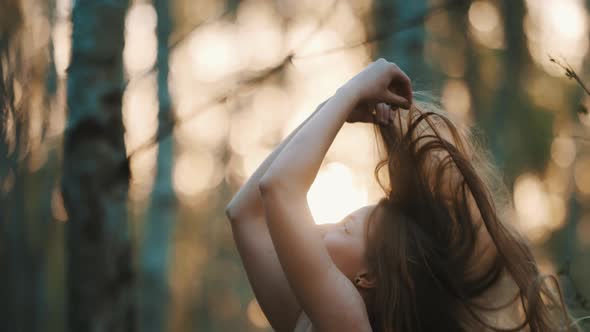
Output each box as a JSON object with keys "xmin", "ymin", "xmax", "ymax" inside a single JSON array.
[
  {"xmin": 258, "ymin": 59, "xmax": 412, "ymax": 332},
  {"xmin": 225, "ymin": 98, "xmax": 328, "ymax": 332},
  {"xmin": 225, "ymin": 99, "xmax": 329, "ymax": 221}
]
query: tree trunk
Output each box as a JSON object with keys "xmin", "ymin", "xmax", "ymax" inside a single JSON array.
[
  {"xmin": 139, "ymin": 0, "xmax": 176, "ymax": 331},
  {"xmin": 374, "ymin": 0, "xmax": 438, "ymax": 91},
  {"xmin": 62, "ymin": 0, "xmax": 134, "ymax": 331}
]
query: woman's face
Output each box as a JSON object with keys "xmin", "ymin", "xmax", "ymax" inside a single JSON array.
[{"xmin": 317, "ymin": 205, "xmax": 377, "ymax": 281}]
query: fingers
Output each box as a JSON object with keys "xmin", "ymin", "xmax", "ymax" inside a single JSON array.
[
  {"xmin": 396, "ymin": 74, "xmax": 413, "ymax": 106},
  {"xmin": 374, "ymin": 103, "xmax": 399, "ymax": 125},
  {"xmin": 384, "ymin": 91, "xmax": 410, "ymax": 109},
  {"xmin": 387, "ymin": 61, "xmax": 413, "ymax": 107}
]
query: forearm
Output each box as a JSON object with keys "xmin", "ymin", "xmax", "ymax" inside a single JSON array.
[
  {"xmin": 260, "ymin": 84, "xmax": 359, "ymax": 193},
  {"xmin": 225, "ymin": 98, "xmax": 330, "ymax": 221}
]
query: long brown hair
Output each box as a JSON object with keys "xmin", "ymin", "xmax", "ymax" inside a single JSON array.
[{"xmin": 363, "ymin": 92, "xmax": 576, "ymax": 332}]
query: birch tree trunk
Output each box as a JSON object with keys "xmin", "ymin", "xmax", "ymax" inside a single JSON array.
[
  {"xmin": 62, "ymin": 1, "xmax": 134, "ymax": 331},
  {"xmin": 139, "ymin": 0, "xmax": 176, "ymax": 330},
  {"xmin": 0, "ymin": 8, "xmax": 32, "ymax": 331}
]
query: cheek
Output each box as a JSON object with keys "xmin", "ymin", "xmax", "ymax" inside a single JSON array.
[{"xmin": 323, "ymin": 234, "xmax": 365, "ymax": 278}]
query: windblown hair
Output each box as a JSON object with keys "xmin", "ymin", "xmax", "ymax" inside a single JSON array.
[{"xmin": 363, "ymin": 92, "xmax": 576, "ymax": 332}]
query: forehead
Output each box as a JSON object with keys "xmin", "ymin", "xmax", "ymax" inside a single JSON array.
[
  {"xmin": 350, "ymin": 205, "xmax": 376, "ymax": 219},
  {"xmin": 347, "ymin": 205, "xmax": 377, "ymax": 228}
]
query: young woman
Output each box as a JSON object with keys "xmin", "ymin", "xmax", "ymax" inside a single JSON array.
[{"xmin": 225, "ymin": 59, "xmax": 574, "ymax": 331}]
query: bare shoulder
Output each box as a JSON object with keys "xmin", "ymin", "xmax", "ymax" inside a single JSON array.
[{"xmin": 307, "ymin": 271, "xmax": 373, "ymax": 332}]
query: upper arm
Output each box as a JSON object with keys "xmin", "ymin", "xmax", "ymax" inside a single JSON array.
[
  {"xmin": 230, "ymin": 216, "xmax": 301, "ymax": 332},
  {"xmin": 258, "ymin": 182, "xmax": 372, "ymax": 332}
]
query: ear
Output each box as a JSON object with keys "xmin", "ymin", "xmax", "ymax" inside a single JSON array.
[{"xmin": 353, "ymin": 269, "xmax": 377, "ymax": 289}]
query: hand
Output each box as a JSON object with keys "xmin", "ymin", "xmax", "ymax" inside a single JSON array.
[
  {"xmin": 344, "ymin": 58, "xmax": 413, "ymax": 111},
  {"xmin": 346, "ymin": 102, "xmax": 397, "ymax": 125}
]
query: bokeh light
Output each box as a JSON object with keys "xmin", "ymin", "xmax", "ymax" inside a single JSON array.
[
  {"xmin": 122, "ymin": 77, "xmax": 159, "ymax": 154},
  {"xmin": 524, "ymin": 0, "xmax": 589, "ymax": 76},
  {"xmin": 175, "ymin": 103, "xmax": 230, "ymax": 150},
  {"xmin": 468, "ymin": 0, "xmax": 504, "ymax": 49},
  {"xmin": 189, "ymin": 22, "xmax": 244, "ymax": 82},
  {"xmin": 123, "ymin": 76, "xmax": 159, "ymax": 202},
  {"xmin": 124, "ymin": 3, "xmax": 158, "ymax": 77},
  {"xmin": 173, "ymin": 149, "xmax": 223, "ymax": 200},
  {"xmin": 441, "ymin": 79, "xmax": 472, "ymax": 119},
  {"xmin": 52, "ymin": 20, "xmax": 71, "ymax": 77},
  {"xmin": 550, "ymin": 136, "xmax": 576, "ymax": 168},
  {"xmin": 513, "ymin": 173, "xmax": 552, "ymax": 243},
  {"xmin": 469, "ymin": 1, "xmax": 500, "ymax": 33},
  {"xmin": 236, "ymin": 0, "xmax": 284, "ymax": 70}
]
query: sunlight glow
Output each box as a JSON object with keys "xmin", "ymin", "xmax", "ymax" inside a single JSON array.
[
  {"xmin": 124, "ymin": 3, "xmax": 158, "ymax": 77},
  {"xmin": 524, "ymin": 0, "xmax": 589, "ymax": 76},
  {"xmin": 236, "ymin": 0, "xmax": 283, "ymax": 70},
  {"xmin": 251, "ymin": 85, "xmax": 291, "ymax": 131},
  {"xmin": 307, "ymin": 162, "xmax": 368, "ymax": 224},
  {"xmin": 326, "ymin": 125, "xmax": 376, "ymax": 168},
  {"xmin": 189, "ymin": 22, "xmax": 243, "ymax": 82}
]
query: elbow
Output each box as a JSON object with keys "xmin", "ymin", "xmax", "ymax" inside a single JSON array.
[
  {"xmin": 224, "ymin": 201, "xmax": 250, "ymax": 223},
  {"xmin": 225, "ymin": 203, "xmax": 242, "ymax": 224},
  {"xmin": 257, "ymin": 176, "xmax": 275, "ymax": 198},
  {"xmin": 224, "ymin": 204, "xmax": 236, "ymax": 221},
  {"xmin": 258, "ymin": 174, "xmax": 287, "ymax": 198}
]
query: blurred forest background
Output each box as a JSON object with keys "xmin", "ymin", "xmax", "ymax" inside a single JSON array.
[{"xmin": 1, "ymin": 0, "xmax": 590, "ymax": 331}]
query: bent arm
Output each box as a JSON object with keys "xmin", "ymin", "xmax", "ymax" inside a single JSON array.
[
  {"xmin": 225, "ymin": 98, "xmax": 329, "ymax": 221},
  {"xmin": 225, "ymin": 98, "xmax": 328, "ymax": 332},
  {"xmin": 259, "ymin": 86, "xmax": 357, "ymax": 193},
  {"xmin": 258, "ymin": 85, "xmax": 373, "ymax": 331}
]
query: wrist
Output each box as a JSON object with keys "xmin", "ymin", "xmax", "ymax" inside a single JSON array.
[{"xmin": 336, "ymin": 82, "xmax": 361, "ymax": 105}]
